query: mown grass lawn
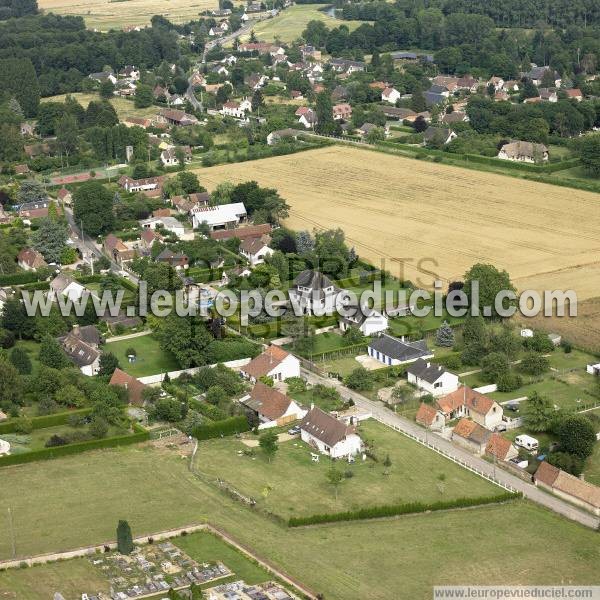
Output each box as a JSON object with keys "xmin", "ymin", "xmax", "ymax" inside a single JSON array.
[
  {"xmin": 105, "ymin": 335, "xmax": 179, "ymax": 377},
  {"xmin": 239, "ymin": 4, "xmax": 365, "ymax": 43},
  {"xmin": 195, "ymin": 420, "xmax": 500, "ymax": 520},
  {"xmin": 1, "ymin": 445, "xmax": 600, "ymax": 599},
  {"xmin": 174, "ymin": 531, "xmax": 271, "ymax": 586}
]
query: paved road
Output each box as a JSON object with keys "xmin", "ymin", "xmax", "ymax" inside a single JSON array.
[
  {"xmin": 65, "ymin": 206, "xmax": 140, "ymax": 285},
  {"xmin": 302, "ymin": 368, "xmax": 600, "ymax": 530}
]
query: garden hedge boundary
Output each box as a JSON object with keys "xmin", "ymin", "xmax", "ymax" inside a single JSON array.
[
  {"xmin": 0, "ymin": 423, "xmax": 149, "ymax": 467},
  {"xmin": 378, "ymin": 140, "xmax": 579, "ymax": 173},
  {"xmin": 0, "ymin": 271, "xmax": 42, "ymax": 286},
  {"xmin": 193, "ymin": 416, "xmax": 250, "ymax": 440},
  {"xmin": 287, "ymin": 491, "xmax": 521, "ymax": 527},
  {"xmin": 0, "ymin": 408, "xmax": 93, "ymax": 435}
]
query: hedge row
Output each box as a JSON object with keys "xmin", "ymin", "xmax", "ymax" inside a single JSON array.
[
  {"xmin": 193, "ymin": 415, "xmax": 250, "ymax": 440},
  {"xmin": 0, "ymin": 271, "xmax": 41, "ymax": 286},
  {"xmin": 188, "ymin": 267, "xmax": 223, "ymax": 283},
  {"xmin": 378, "ymin": 140, "xmax": 579, "ymax": 174},
  {"xmin": 0, "ymin": 423, "xmax": 150, "ymax": 467},
  {"xmin": 287, "ymin": 491, "xmax": 520, "ymax": 527},
  {"xmin": 0, "ymin": 408, "xmax": 93, "ymax": 434}
]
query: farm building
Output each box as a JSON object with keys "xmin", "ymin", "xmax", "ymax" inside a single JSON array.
[{"xmin": 191, "ymin": 203, "xmax": 247, "ymax": 231}]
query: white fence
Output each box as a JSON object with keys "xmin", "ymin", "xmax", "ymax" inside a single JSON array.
[
  {"xmin": 137, "ymin": 357, "xmax": 251, "ymax": 385},
  {"xmin": 382, "ymin": 421, "xmax": 520, "ymax": 494}
]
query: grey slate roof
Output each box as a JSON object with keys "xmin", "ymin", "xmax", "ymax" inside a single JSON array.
[
  {"xmin": 293, "ymin": 270, "xmax": 337, "ymax": 296},
  {"xmin": 368, "ymin": 334, "xmax": 431, "ymax": 362},
  {"xmin": 406, "ymin": 358, "xmax": 448, "ymax": 384}
]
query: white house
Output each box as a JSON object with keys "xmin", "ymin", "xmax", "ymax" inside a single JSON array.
[
  {"xmin": 221, "ymin": 99, "xmax": 251, "ymax": 119},
  {"xmin": 239, "ymin": 236, "xmax": 273, "ymax": 266},
  {"xmin": 367, "ymin": 334, "xmax": 433, "ymax": 367},
  {"xmin": 48, "ymin": 274, "xmax": 87, "ymax": 303},
  {"xmin": 338, "ymin": 303, "xmax": 388, "ymax": 336},
  {"xmin": 140, "ymin": 216, "xmax": 187, "ymax": 239},
  {"xmin": 160, "ymin": 146, "xmax": 192, "ymax": 167},
  {"xmin": 241, "ymin": 345, "xmax": 301, "ymax": 383},
  {"xmin": 191, "ymin": 202, "xmax": 247, "ymax": 230},
  {"xmin": 406, "ymin": 359, "xmax": 459, "ymax": 397},
  {"xmin": 288, "ymin": 270, "xmax": 339, "ymax": 316},
  {"xmin": 498, "ymin": 141, "xmax": 548, "ymax": 163},
  {"xmin": 300, "ymin": 407, "xmax": 362, "ymax": 458},
  {"xmin": 242, "ymin": 382, "xmax": 306, "ymax": 429},
  {"xmin": 382, "ymin": 87, "xmax": 401, "ymax": 104},
  {"xmin": 57, "ymin": 324, "xmax": 102, "ymax": 377}
]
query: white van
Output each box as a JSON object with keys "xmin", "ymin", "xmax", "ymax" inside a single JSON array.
[{"xmin": 515, "ymin": 434, "xmax": 539, "ymax": 452}]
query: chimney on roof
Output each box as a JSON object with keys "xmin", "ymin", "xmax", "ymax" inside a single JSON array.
[{"xmin": 72, "ymin": 323, "xmax": 80, "ymax": 336}]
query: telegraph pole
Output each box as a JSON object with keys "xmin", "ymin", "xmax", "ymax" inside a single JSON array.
[{"xmin": 8, "ymin": 507, "xmax": 16, "ymax": 558}]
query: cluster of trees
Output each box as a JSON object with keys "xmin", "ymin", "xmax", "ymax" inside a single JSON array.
[
  {"xmin": 302, "ymin": 12, "xmax": 599, "ymax": 81},
  {"xmin": 522, "ymin": 394, "xmax": 597, "ymax": 476},
  {"xmin": 0, "ymin": 13, "xmax": 179, "ymax": 96},
  {"xmin": 0, "ymin": 0, "xmax": 37, "ymax": 20},
  {"xmin": 467, "ymin": 95, "xmax": 600, "ymax": 142}
]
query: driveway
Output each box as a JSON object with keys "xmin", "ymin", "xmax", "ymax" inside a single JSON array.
[{"xmin": 301, "ymin": 368, "xmax": 600, "ymax": 530}]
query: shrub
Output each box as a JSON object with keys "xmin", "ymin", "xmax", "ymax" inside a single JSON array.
[
  {"xmin": 286, "ymin": 376, "xmax": 307, "ymax": 394},
  {"xmin": 519, "ymin": 353, "xmax": 550, "ymax": 376},
  {"xmin": 496, "ymin": 372, "xmax": 523, "ymax": 393},
  {"xmin": 193, "ymin": 415, "xmax": 250, "ymax": 440},
  {"xmin": 288, "ymin": 492, "xmax": 520, "ymax": 527}
]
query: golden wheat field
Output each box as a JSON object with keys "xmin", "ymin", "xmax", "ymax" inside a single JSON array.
[
  {"xmin": 196, "ymin": 146, "xmax": 600, "ymax": 299},
  {"xmin": 38, "ymin": 0, "xmax": 218, "ymax": 30}
]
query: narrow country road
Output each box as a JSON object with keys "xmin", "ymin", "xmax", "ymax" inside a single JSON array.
[{"xmin": 302, "ymin": 369, "xmax": 600, "ymax": 530}]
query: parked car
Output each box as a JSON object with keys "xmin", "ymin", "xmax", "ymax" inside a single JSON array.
[
  {"xmin": 495, "ymin": 423, "xmax": 507, "ymax": 432},
  {"xmin": 288, "ymin": 426, "xmax": 301, "ymax": 436},
  {"xmin": 506, "ymin": 403, "xmax": 519, "ymax": 412}
]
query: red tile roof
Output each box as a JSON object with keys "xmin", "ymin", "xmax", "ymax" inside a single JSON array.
[
  {"xmin": 110, "ymin": 368, "xmax": 147, "ymax": 406},
  {"xmin": 249, "ymin": 381, "xmax": 293, "ymax": 420},
  {"xmin": 485, "ymin": 433, "xmax": 514, "ymax": 461},
  {"xmin": 242, "ymin": 346, "xmax": 291, "ymax": 379},
  {"xmin": 416, "ymin": 403, "xmax": 438, "ymax": 426}
]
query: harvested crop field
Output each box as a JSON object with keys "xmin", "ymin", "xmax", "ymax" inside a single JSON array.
[
  {"xmin": 38, "ymin": 0, "xmax": 217, "ymax": 30},
  {"xmin": 196, "ymin": 146, "xmax": 600, "ymax": 299}
]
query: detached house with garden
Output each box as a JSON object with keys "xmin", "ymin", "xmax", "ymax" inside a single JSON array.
[
  {"xmin": 241, "ymin": 345, "xmax": 301, "ymax": 383},
  {"xmin": 300, "ymin": 406, "xmax": 363, "ymax": 459}
]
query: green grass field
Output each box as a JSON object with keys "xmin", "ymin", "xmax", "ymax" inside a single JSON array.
[
  {"xmin": 0, "ymin": 444, "xmax": 599, "ymax": 599},
  {"xmin": 195, "ymin": 420, "xmax": 501, "ymax": 519},
  {"xmin": 41, "ymin": 93, "xmax": 159, "ymax": 121},
  {"xmin": 105, "ymin": 334, "xmax": 179, "ymax": 377},
  {"xmin": 241, "ymin": 5, "xmax": 365, "ymax": 43}
]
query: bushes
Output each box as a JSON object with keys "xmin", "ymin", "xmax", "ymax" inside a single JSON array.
[
  {"xmin": 0, "ymin": 408, "xmax": 92, "ymax": 435},
  {"xmin": 193, "ymin": 415, "xmax": 250, "ymax": 440},
  {"xmin": 0, "ymin": 271, "xmax": 41, "ymax": 286},
  {"xmin": 0, "ymin": 423, "xmax": 149, "ymax": 467},
  {"xmin": 205, "ymin": 338, "xmax": 260, "ymax": 364},
  {"xmin": 288, "ymin": 492, "xmax": 520, "ymax": 527}
]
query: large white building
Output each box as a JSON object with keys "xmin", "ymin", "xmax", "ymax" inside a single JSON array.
[
  {"xmin": 300, "ymin": 407, "xmax": 363, "ymax": 458},
  {"xmin": 191, "ymin": 203, "xmax": 247, "ymax": 230}
]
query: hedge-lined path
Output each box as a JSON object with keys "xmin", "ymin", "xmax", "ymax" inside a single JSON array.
[{"xmin": 301, "ymin": 369, "xmax": 600, "ymax": 530}]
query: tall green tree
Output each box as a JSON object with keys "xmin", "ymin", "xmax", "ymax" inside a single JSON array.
[
  {"xmin": 315, "ymin": 91, "xmax": 336, "ymax": 135},
  {"xmin": 521, "ymin": 392, "xmax": 555, "ymax": 432},
  {"xmin": 117, "ymin": 519, "xmax": 134, "ymax": 555},
  {"xmin": 558, "ymin": 415, "xmax": 596, "ymax": 459},
  {"xmin": 32, "ymin": 218, "xmax": 68, "ymax": 263},
  {"xmin": 9, "ymin": 346, "xmax": 32, "ymax": 375},
  {"xmin": 0, "ymin": 58, "xmax": 40, "ymax": 117},
  {"xmin": 259, "ymin": 429, "xmax": 279, "ymax": 462},
  {"xmin": 73, "ymin": 181, "xmax": 115, "ymax": 236},
  {"xmin": 38, "ymin": 335, "xmax": 70, "ymax": 369}
]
